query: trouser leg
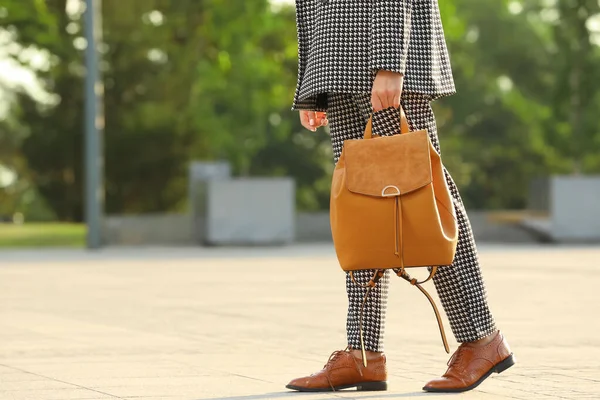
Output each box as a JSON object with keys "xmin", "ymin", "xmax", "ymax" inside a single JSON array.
[{"xmin": 327, "ymin": 92, "xmax": 497, "ymax": 350}]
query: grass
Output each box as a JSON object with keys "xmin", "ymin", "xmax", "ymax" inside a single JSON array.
[{"xmin": 0, "ymin": 223, "xmax": 86, "ymax": 248}]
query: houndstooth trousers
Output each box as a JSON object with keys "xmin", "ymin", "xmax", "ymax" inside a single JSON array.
[{"xmin": 326, "ymin": 92, "xmax": 497, "ymax": 352}]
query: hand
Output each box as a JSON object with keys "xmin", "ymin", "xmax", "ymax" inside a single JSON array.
[
  {"xmin": 299, "ymin": 110, "xmax": 328, "ymax": 132},
  {"xmin": 371, "ymin": 70, "xmax": 404, "ymax": 112}
]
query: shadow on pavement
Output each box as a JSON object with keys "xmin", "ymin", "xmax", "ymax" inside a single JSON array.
[{"xmin": 197, "ymin": 390, "xmax": 450, "ymax": 400}]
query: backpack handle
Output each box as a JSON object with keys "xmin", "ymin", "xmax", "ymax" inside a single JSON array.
[{"xmin": 364, "ymin": 107, "xmax": 410, "ymax": 139}]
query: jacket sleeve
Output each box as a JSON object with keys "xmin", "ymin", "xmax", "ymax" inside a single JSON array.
[
  {"xmin": 292, "ymin": 0, "xmax": 318, "ymax": 110},
  {"xmin": 370, "ymin": 0, "xmax": 413, "ymax": 74}
]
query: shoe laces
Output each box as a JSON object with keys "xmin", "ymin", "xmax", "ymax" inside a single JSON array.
[
  {"xmin": 322, "ymin": 347, "xmax": 364, "ymax": 381},
  {"xmin": 320, "ymin": 349, "xmax": 349, "ymax": 392},
  {"xmin": 447, "ymin": 345, "xmax": 467, "ymax": 367},
  {"xmin": 324, "ymin": 347, "xmax": 364, "ymax": 373},
  {"xmin": 323, "ymin": 348, "xmax": 348, "ymax": 369}
]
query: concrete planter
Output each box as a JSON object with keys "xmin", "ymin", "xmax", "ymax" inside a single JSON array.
[
  {"xmin": 204, "ymin": 178, "xmax": 295, "ymax": 245},
  {"xmin": 550, "ymin": 176, "xmax": 600, "ymax": 242},
  {"xmin": 188, "ymin": 161, "xmax": 231, "ymax": 244},
  {"xmin": 102, "ymin": 213, "xmax": 192, "ymax": 246}
]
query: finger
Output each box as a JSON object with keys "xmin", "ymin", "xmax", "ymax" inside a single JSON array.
[
  {"xmin": 300, "ymin": 112, "xmax": 309, "ymax": 128},
  {"xmin": 300, "ymin": 111, "xmax": 318, "ymax": 131},
  {"xmin": 301, "ymin": 111, "xmax": 314, "ymax": 124},
  {"xmin": 310, "ymin": 112, "xmax": 322, "ymax": 127},
  {"xmin": 302, "ymin": 120, "xmax": 317, "ymax": 131},
  {"xmin": 379, "ymin": 91, "xmax": 388, "ymax": 110},
  {"xmin": 385, "ymin": 90, "xmax": 397, "ymax": 110},
  {"xmin": 392, "ymin": 92, "xmax": 401, "ymax": 109},
  {"xmin": 380, "ymin": 91, "xmax": 390, "ymax": 110},
  {"xmin": 385, "ymin": 90, "xmax": 396, "ymax": 110},
  {"xmin": 307, "ymin": 111, "xmax": 316, "ymax": 128},
  {"xmin": 371, "ymin": 92, "xmax": 384, "ymax": 112},
  {"xmin": 316, "ymin": 112, "xmax": 327, "ymax": 126},
  {"xmin": 302, "ymin": 111, "xmax": 317, "ymax": 132},
  {"xmin": 300, "ymin": 112, "xmax": 312, "ymax": 131}
]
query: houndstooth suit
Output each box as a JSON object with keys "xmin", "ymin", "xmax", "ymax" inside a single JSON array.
[
  {"xmin": 293, "ymin": 0, "xmax": 456, "ymax": 111},
  {"xmin": 292, "ymin": 0, "xmax": 498, "ymax": 351}
]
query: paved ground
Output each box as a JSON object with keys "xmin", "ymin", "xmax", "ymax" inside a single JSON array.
[{"xmin": 0, "ymin": 244, "xmax": 599, "ymax": 400}]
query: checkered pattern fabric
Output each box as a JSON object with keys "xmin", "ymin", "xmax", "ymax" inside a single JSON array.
[
  {"xmin": 327, "ymin": 93, "xmax": 497, "ymax": 352},
  {"xmin": 292, "ymin": 0, "xmax": 456, "ymax": 111}
]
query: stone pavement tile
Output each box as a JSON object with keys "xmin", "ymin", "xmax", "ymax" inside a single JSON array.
[
  {"xmin": 300, "ymin": 390, "xmax": 515, "ymax": 400},
  {"xmin": 520, "ymin": 374, "xmax": 595, "ymax": 388},
  {"xmin": 0, "ymin": 359, "xmax": 218, "ymax": 399},
  {"xmin": 0, "ymin": 376, "xmax": 49, "ymax": 384},
  {"xmin": 0, "ymin": 366, "xmax": 119, "ymax": 399},
  {"xmin": 90, "ymin": 375, "xmax": 275, "ymax": 398},
  {"xmin": 0, "ymin": 388, "xmax": 116, "ymax": 400},
  {"xmin": 481, "ymin": 380, "xmax": 550, "ymax": 399},
  {"xmin": 536, "ymin": 389, "xmax": 600, "ymax": 398},
  {"xmin": 191, "ymin": 392, "xmax": 467, "ymax": 400},
  {"xmin": 1, "ymin": 245, "xmax": 599, "ymax": 400},
  {"xmin": 0, "ymin": 379, "xmax": 79, "ymax": 392},
  {"xmin": 126, "ymin": 394, "xmax": 365, "ymax": 400},
  {"xmin": 85, "ymin": 375, "xmax": 232, "ymax": 391},
  {"xmin": 0, "ymin": 312, "xmax": 190, "ymax": 358},
  {"xmin": 0, "ymin": 368, "xmax": 48, "ymax": 384},
  {"xmin": 75, "ymin": 374, "xmax": 523, "ymax": 400},
  {"xmin": 569, "ymin": 382, "xmax": 600, "ymax": 392}
]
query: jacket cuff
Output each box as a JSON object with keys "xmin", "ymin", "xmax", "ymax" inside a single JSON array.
[
  {"xmin": 370, "ymin": 1, "xmax": 412, "ymax": 75},
  {"xmin": 292, "ymin": 94, "xmax": 323, "ymax": 111}
]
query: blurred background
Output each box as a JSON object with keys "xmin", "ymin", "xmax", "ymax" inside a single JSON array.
[{"xmin": 1, "ymin": 0, "xmax": 600, "ymax": 248}]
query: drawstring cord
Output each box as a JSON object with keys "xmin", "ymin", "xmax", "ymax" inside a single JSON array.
[{"xmin": 394, "ymin": 197, "xmax": 401, "ymax": 259}]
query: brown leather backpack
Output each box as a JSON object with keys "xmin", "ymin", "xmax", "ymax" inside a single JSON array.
[{"xmin": 330, "ymin": 109, "xmax": 458, "ymax": 365}]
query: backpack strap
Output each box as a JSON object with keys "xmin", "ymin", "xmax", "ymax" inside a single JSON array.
[{"xmin": 396, "ymin": 267, "xmax": 450, "ymax": 354}]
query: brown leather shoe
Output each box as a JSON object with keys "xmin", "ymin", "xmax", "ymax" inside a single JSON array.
[
  {"xmin": 423, "ymin": 331, "xmax": 515, "ymax": 393},
  {"xmin": 286, "ymin": 349, "xmax": 387, "ymax": 392}
]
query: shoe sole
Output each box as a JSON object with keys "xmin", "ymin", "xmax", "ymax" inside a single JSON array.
[
  {"xmin": 422, "ymin": 353, "xmax": 516, "ymax": 393},
  {"xmin": 286, "ymin": 380, "xmax": 387, "ymax": 392}
]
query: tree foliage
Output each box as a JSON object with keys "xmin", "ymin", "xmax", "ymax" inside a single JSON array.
[{"xmin": 1, "ymin": 0, "xmax": 600, "ymax": 219}]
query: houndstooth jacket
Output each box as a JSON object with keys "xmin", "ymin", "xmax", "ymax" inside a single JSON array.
[{"xmin": 292, "ymin": 0, "xmax": 456, "ymax": 111}]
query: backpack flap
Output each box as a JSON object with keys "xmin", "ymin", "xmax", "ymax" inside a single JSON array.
[{"xmin": 344, "ymin": 130, "xmax": 433, "ymax": 197}]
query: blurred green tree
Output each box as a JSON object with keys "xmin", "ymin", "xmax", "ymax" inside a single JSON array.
[
  {"xmin": 2, "ymin": 0, "xmax": 600, "ymax": 220},
  {"xmin": 2, "ymin": 0, "xmax": 331, "ymax": 219},
  {"xmin": 185, "ymin": 0, "xmax": 332, "ymax": 210},
  {"xmin": 0, "ymin": 0, "xmax": 58, "ymax": 220},
  {"xmin": 436, "ymin": 0, "xmax": 600, "ymax": 209}
]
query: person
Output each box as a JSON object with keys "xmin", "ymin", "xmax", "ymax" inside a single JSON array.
[{"xmin": 285, "ymin": 0, "xmax": 515, "ymax": 393}]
